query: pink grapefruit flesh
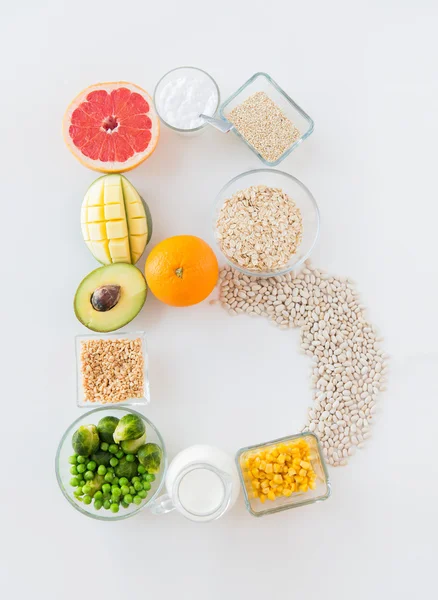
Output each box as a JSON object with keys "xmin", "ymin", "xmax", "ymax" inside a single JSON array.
[{"xmin": 63, "ymin": 82, "xmax": 160, "ymax": 172}]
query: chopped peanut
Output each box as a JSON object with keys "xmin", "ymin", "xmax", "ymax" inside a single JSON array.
[{"xmin": 242, "ymin": 438, "xmax": 317, "ymax": 504}]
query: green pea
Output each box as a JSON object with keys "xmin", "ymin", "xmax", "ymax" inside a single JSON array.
[
  {"xmin": 119, "ymin": 477, "xmax": 129, "ymax": 487},
  {"xmin": 70, "ymin": 477, "xmax": 79, "ymax": 487},
  {"xmin": 77, "ymin": 456, "xmax": 86, "ymax": 464},
  {"xmin": 77, "ymin": 464, "xmax": 86, "ymax": 474},
  {"xmin": 107, "ymin": 467, "xmax": 114, "ymax": 474},
  {"xmin": 124, "ymin": 494, "xmax": 133, "ymax": 504},
  {"xmin": 103, "ymin": 500, "xmax": 111, "ymax": 510},
  {"xmin": 104, "ymin": 472, "xmax": 114, "ymax": 483},
  {"xmin": 68, "ymin": 455, "xmax": 78, "ymax": 464},
  {"xmin": 133, "ymin": 495, "xmax": 142, "ymax": 505},
  {"xmin": 109, "ymin": 444, "xmax": 118, "ymax": 454},
  {"xmin": 138, "ymin": 490, "xmax": 147, "ymax": 499},
  {"xmin": 148, "ymin": 474, "xmax": 156, "ymax": 482},
  {"xmin": 102, "ymin": 483, "xmax": 111, "ymax": 494},
  {"xmin": 94, "ymin": 491, "xmax": 103, "ymax": 500},
  {"xmin": 110, "ymin": 457, "xmax": 118, "ymax": 467},
  {"xmin": 143, "ymin": 481, "xmax": 151, "ymax": 491},
  {"xmin": 103, "ymin": 492, "xmax": 111, "ymax": 500},
  {"xmin": 121, "ymin": 501, "xmax": 129, "ymax": 509},
  {"xmin": 137, "ymin": 465, "xmax": 146, "ymax": 474},
  {"xmin": 83, "ymin": 495, "xmax": 92, "ymax": 505},
  {"xmin": 120, "ymin": 485, "xmax": 130, "ymax": 496},
  {"xmin": 82, "ymin": 484, "xmax": 92, "ymax": 495},
  {"xmin": 112, "ymin": 477, "xmax": 119, "ymax": 485},
  {"xmin": 87, "ymin": 461, "xmax": 97, "ymax": 471},
  {"xmin": 125, "ymin": 454, "xmax": 135, "ymax": 462},
  {"xmin": 111, "ymin": 485, "xmax": 121, "ymax": 494},
  {"xmin": 70, "ymin": 466, "xmax": 78, "ymax": 475},
  {"xmin": 131, "ymin": 476, "xmax": 140, "ymax": 484},
  {"xmin": 110, "ymin": 503, "xmax": 119, "ymax": 513},
  {"xmin": 84, "ymin": 471, "xmax": 94, "ymax": 481},
  {"xmin": 116, "ymin": 450, "xmax": 124, "ymax": 459},
  {"xmin": 94, "ymin": 500, "xmax": 103, "ymax": 510},
  {"xmin": 97, "ymin": 465, "xmax": 107, "ymax": 475},
  {"xmin": 129, "ymin": 486, "xmax": 136, "ymax": 495},
  {"xmin": 100, "ymin": 442, "xmax": 109, "ymax": 451},
  {"xmin": 74, "ymin": 487, "xmax": 83, "ymax": 497},
  {"xmin": 134, "ymin": 481, "xmax": 143, "ymax": 491}
]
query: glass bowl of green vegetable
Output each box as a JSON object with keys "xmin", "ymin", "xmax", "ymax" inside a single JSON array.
[{"xmin": 55, "ymin": 407, "xmax": 167, "ymax": 521}]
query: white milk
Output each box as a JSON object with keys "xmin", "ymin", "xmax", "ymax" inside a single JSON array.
[{"xmin": 178, "ymin": 467, "xmax": 225, "ymax": 515}]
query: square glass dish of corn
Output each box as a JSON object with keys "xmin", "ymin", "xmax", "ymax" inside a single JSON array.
[{"xmin": 236, "ymin": 432, "xmax": 331, "ymax": 517}]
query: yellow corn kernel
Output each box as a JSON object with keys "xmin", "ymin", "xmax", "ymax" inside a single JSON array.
[
  {"xmin": 299, "ymin": 484, "xmax": 308, "ymax": 492},
  {"xmin": 283, "ymin": 466, "xmax": 289, "ymax": 474},
  {"xmin": 277, "ymin": 453, "xmax": 286, "ymax": 464},
  {"xmin": 288, "ymin": 468, "xmax": 297, "ymax": 476},
  {"xmin": 261, "ymin": 487, "xmax": 270, "ymax": 496},
  {"xmin": 290, "ymin": 483, "xmax": 296, "ymax": 492},
  {"xmin": 273, "ymin": 464, "xmax": 281, "ymax": 473},
  {"xmin": 251, "ymin": 468, "xmax": 259, "ymax": 478},
  {"xmin": 283, "ymin": 488, "xmax": 292, "ymax": 497},
  {"xmin": 295, "ymin": 475, "xmax": 303, "ymax": 483},
  {"xmin": 273, "ymin": 474, "xmax": 283, "ymax": 484},
  {"xmin": 309, "ymin": 481, "xmax": 316, "ymax": 490},
  {"xmin": 275, "ymin": 488, "xmax": 283, "ymax": 496},
  {"xmin": 261, "ymin": 479, "xmax": 269, "ymax": 488},
  {"xmin": 300, "ymin": 460, "xmax": 310, "ymax": 469},
  {"xmin": 299, "ymin": 469, "xmax": 307, "ymax": 477},
  {"xmin": 265, "ymin": 453, "xmax": 273, "ymax": 462},
  {"xmin": 252, "ymin": 479, "xmax": 260, "ymax": 490},
  {"xmin": 259, "ymin": 494, "xmax": 267, "ymax": 503},
  {"xmin": 265, "ymin": 472, "xmax": 273, "ymax": 480},
  {"xmin": 284, "ymin": 475, "xmax": 292, "ymax": 484},
  {"xmin": 265, "ymin": 463, "xmax": 273, "ymax": 474},
  {"xmin": 259, "ymin": 461, "xmax": 266, "ymax": 471},
  {"xmin": 270, "ymin": 482, "xmax": 278, "ymax": 489},
  {"xmin": 267, "ymin": 490, "xmax": 276, "ymax": 501},
  {"xmin": 271, "ymin": 449, "xmax": 279, "ymax": 458}
]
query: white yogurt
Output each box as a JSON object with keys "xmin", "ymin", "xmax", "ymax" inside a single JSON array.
[{"xmin": 155, "ymin": 67, "xmax": 219, "ymax": 130}]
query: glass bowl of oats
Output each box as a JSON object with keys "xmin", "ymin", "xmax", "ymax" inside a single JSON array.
[
  {"xmin": 75, "ymin": 331, "xmax": 150, "ymax": 407},
  {"xmin": 213, "ymin": 169, "xmax": 320, "ymax": 277},
  {"xmin": 220, "ymin": 72, "xmax": 314, "ymax": 166}
]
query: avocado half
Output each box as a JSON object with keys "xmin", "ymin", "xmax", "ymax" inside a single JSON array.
[{"xmin": 74, "ymin": 263, "xmax": 147, "ymax": 332}]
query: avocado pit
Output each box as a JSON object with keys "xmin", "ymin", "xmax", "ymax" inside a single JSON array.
[{"xmin": 91, "ymin": 285, "xmax": 121, "ymax": 312}]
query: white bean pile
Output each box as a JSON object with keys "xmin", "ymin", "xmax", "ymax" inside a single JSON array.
[{"xmin": 217, "ymin": 260, "xmax": 388, "ymax": 466}]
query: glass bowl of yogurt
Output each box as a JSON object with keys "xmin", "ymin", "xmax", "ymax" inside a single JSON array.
[{"xmin": 154, "ymin": 66, "xmax": 220, "ymax": 135}]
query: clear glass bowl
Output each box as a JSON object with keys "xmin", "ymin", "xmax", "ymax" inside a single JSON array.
[
  {"xmin": 76, "ymin": 331, "xmax": 150, "ymax": 408},
  {"xmin": 220, "ymin": 72, "xmax": 314, "ymax": 166},
  {"xmin": 236, "ymin": 432, "xmax": 331, "ymax": 518},
  {"xmin": 213, "ymin": 169, "xmax": 320, "ymax": 277},
  {"xmin": 55, "ymin": 407, "xmax": 167, "ymax": 521},
  {"xmin": 154, "ymin": 66, "xmax": 220, "ymax": 136}
]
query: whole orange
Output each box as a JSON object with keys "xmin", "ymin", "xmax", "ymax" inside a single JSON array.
[{"xmin": 145, "ymin": 235, "xmax": 219, "ymax": 307}]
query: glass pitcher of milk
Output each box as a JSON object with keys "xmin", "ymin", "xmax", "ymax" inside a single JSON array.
[{"xmin": 150, "ymin": 445, "xmax": 240, "ymax": 522}]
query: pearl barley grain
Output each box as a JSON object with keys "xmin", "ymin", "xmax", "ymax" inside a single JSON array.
[{"xmin": 217, "ymin": 260, "xmax": 388, "ymax": 466}]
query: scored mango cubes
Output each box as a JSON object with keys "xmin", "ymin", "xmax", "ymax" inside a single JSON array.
[
  {"xmin": 81, "ymin": 174, "xmax": 151, "ymax": 265},
  {"xmin": 242, "ymin": 438, "xmax": 317, "ymax": 504}
]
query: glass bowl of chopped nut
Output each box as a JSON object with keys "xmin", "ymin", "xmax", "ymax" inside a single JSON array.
[
  {"xmin": 213, "ymin": 168, "xmax": 320, "ymax": 277},
  {"xmin": 55, "ymin": 407, "xmax": 167, "ymax": 521},
  {"xmin": 236, "ymin": 432, "xmax": 331, "ymax": 518},
  {"xmin": 76, "ymin": 331, "xmax": 150, "ymax": 407},
  {"xmin": 220, "ymin": 72, "xmax": 314, "ymax": 166}
]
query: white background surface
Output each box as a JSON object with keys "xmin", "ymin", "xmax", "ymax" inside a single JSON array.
[{"xmin": 1, "ymin": 1, "xmax": 437, "ymax": 598}]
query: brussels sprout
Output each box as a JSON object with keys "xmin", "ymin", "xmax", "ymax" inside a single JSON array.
[
  {"xmin": 137, "ymin": 443, "xmax": 162, "ymax": 474},
  {"xmin": 121, "ymin": 432, "xmax": 146, "ymax": 454},
  {"xmin": 87, "ymin": 474, "xmax": 104, "ymax": 496},
  {"xmin": 115, "ymin": 457, "xmax": 139, "ymax": 480},
  {"xmin": 97, "ymin": 416, "xmax": 120, "ymax": 444},
  {"xmin": 72, "ymin": 425, "xmax": 99, "ymax": 456},
  {"xmin": 91, "ymin": 450, "xmax": 112, "ymax": 467},
  {"xmin": 113, "ymin": 414, "xmax": 145, "ymax": 444}
]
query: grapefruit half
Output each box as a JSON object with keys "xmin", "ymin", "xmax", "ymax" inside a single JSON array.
[{"xmin": 63, "ymin": 82, "xmax": 160, "ymax": 173}]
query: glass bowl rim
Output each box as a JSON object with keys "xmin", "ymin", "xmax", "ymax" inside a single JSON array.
[
  {"xmin": 219, "ymin": 71, "xmax": 315, "ymax": 166},
  {"xmin": 235, "ymin": 431, "xmax": 331, "ymax": 517},
  {"xmin": 153, "ymin": 65, "xmax": 221, "ymax": 133},
  {"xmin": 212, "ymin": 168, "xmax": 320, "ymax": 277},
  {"xmin": 75, "ymin": 330, "xmax": 150, "ymax": 408},
  {"xmin": 55, "ymin": 406, "xmax": 167, "ymax": 521}
]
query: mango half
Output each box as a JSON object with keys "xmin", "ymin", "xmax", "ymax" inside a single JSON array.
[{"xmin": 81, "ymin": 175, "xmax": 152, "ymax": 265}]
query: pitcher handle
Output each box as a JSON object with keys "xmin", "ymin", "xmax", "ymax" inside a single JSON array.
[{"xmin": 149, "ymin": 493, "xmax": 175, "ymax": 515}]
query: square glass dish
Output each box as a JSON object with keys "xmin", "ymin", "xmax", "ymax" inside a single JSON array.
[
  {"xmin": 236, "ymin": 432, "xmax": 330, "ymax": 517},
  {"xmin": 220, "ymin": 72, "xmax": 314, "ymax": 166},
  {"xmin": 75, "ymin": 331, "xmax": 150, "ymax": 408}
]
